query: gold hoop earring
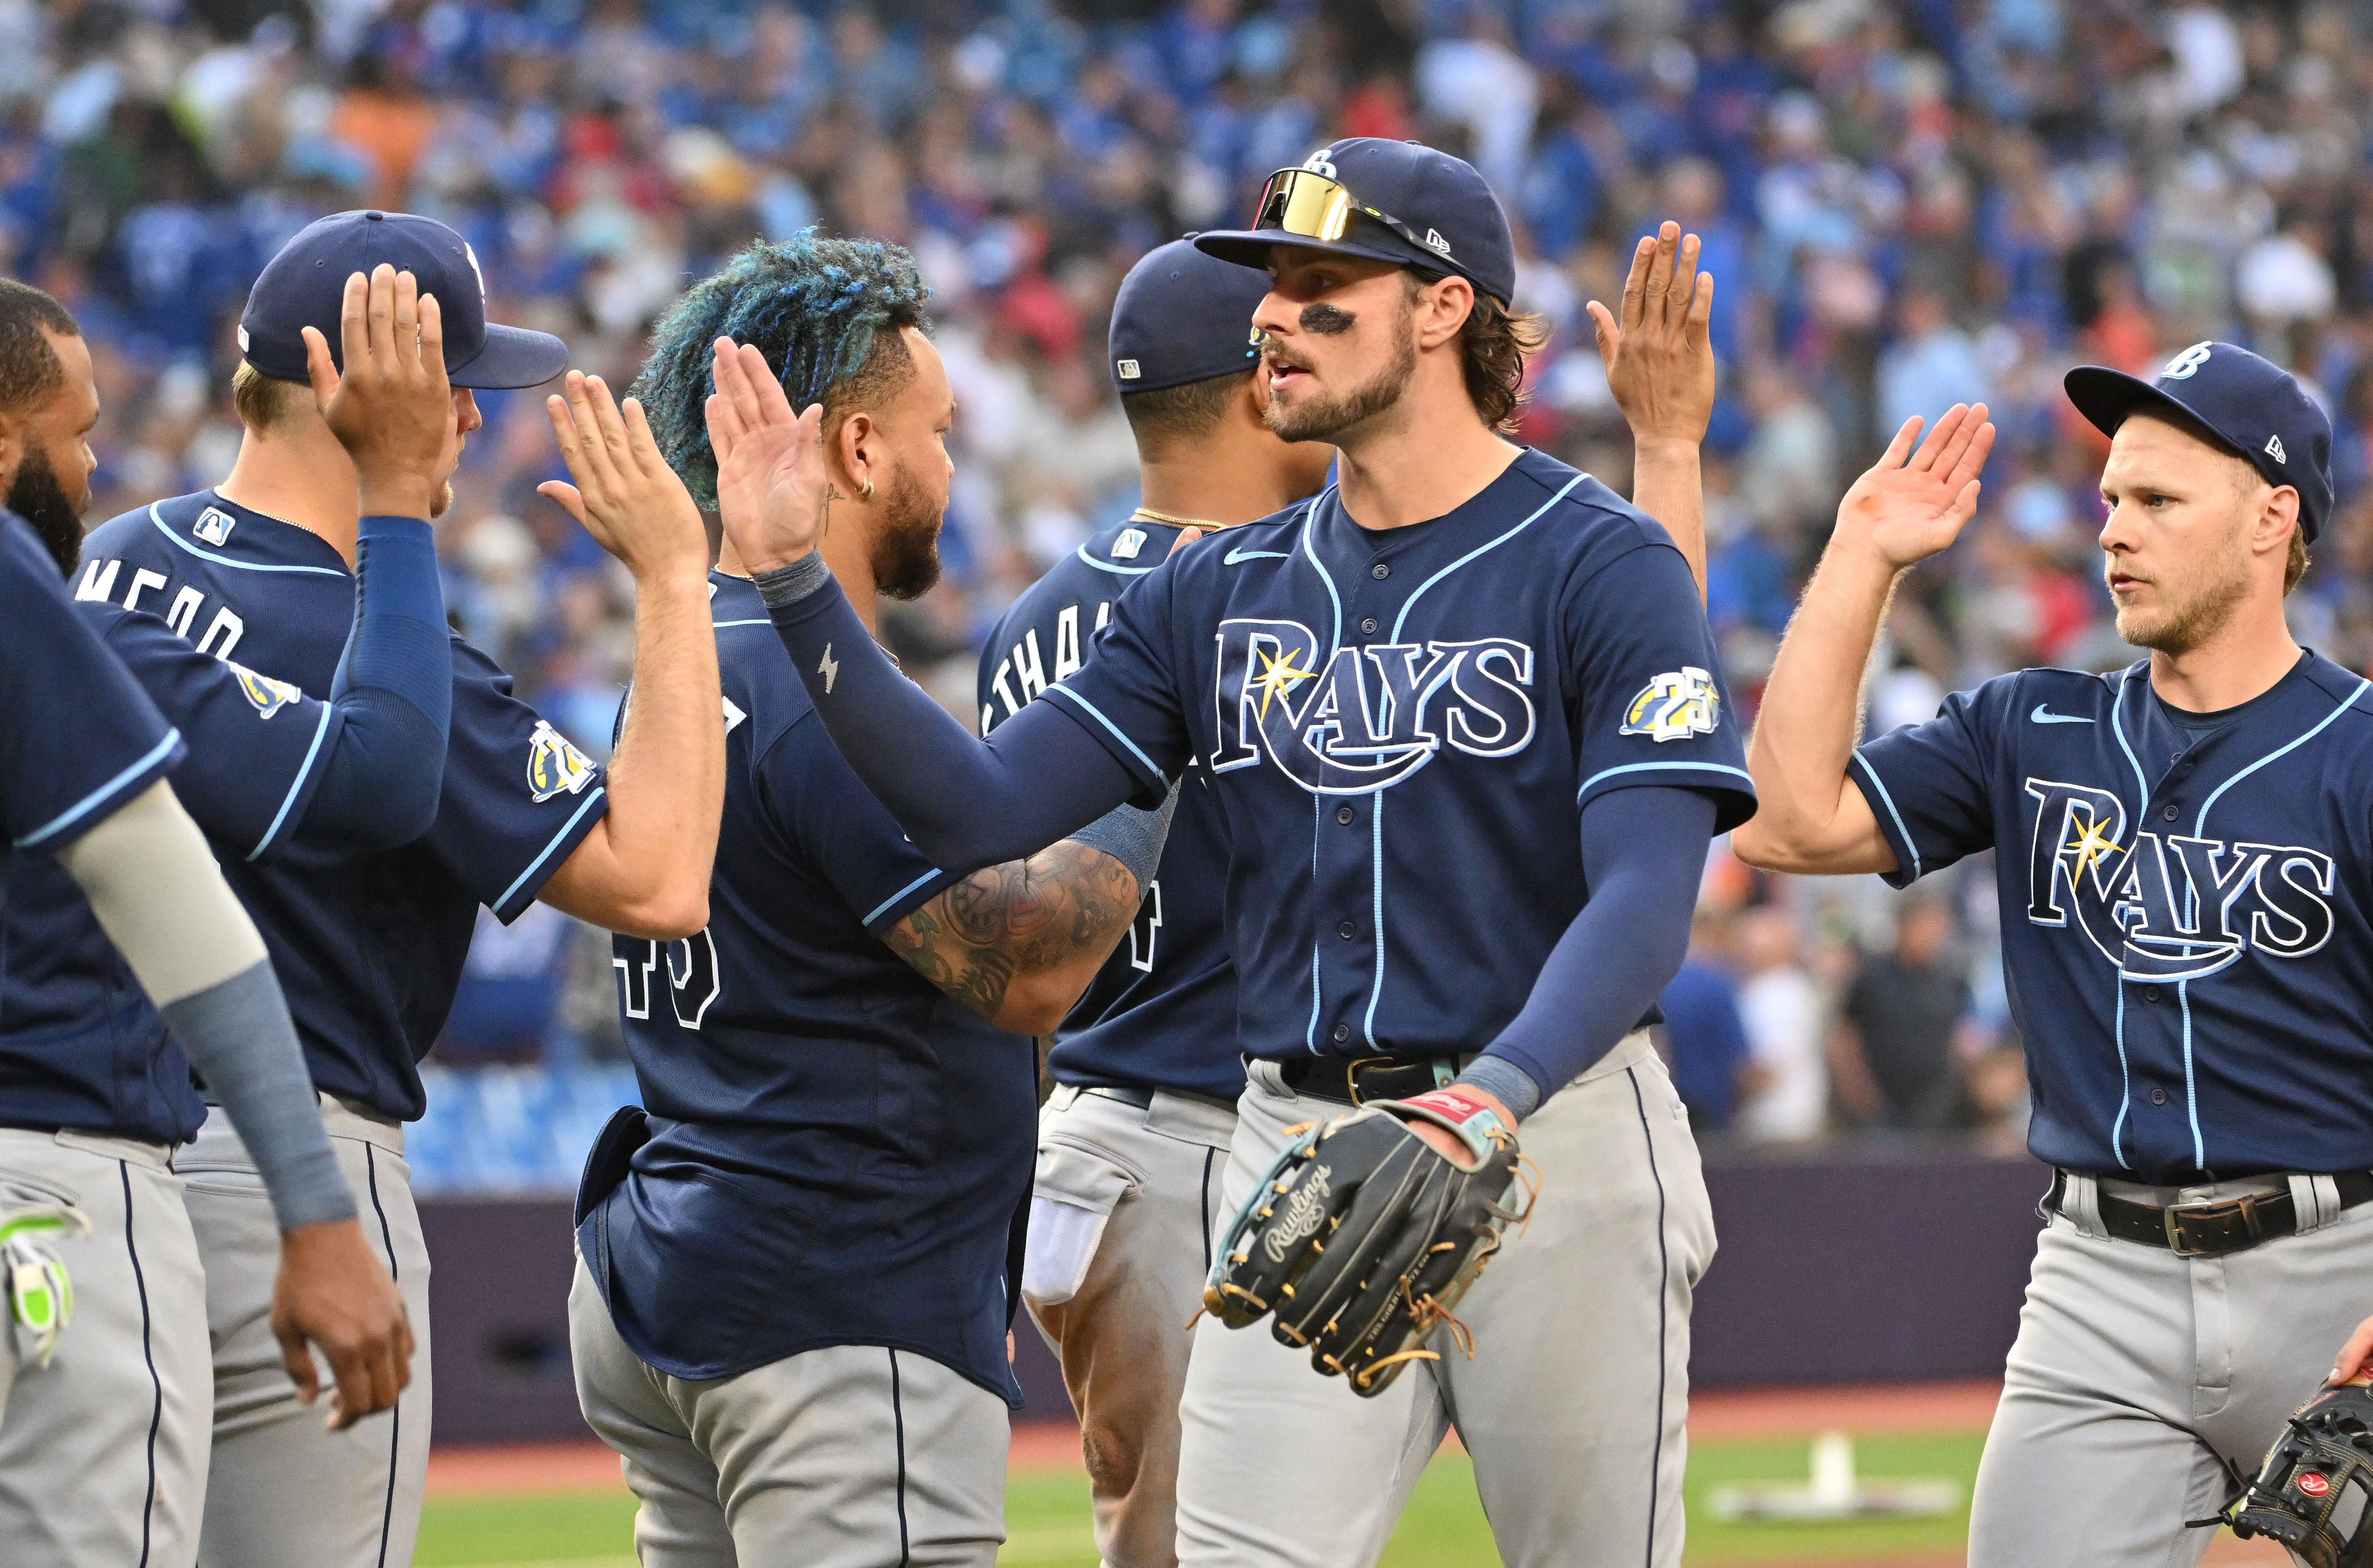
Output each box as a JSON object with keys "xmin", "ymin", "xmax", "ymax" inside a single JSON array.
[{"xmin": 858, "ymin": 478, "xmax": 875, "ymax": 500}]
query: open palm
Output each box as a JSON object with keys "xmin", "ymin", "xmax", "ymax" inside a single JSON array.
[
  {"xmin": 706, "ymin": 338, "xmax": 828, "ymax": 570},
  {"xmin": 1835, "ymin": 403, "xmax": 1996, "ymax": 570}
]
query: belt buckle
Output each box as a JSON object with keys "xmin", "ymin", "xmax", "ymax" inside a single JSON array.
[
  {"xmin": 2162, "ymin": 1193, "xmax": 2260, "ymax": 1257},
  {"xmin": 1343, "ymin": 1057, "xmax": 1395, "ymax": 1107}
]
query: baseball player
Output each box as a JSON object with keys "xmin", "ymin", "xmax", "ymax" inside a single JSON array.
[
  {"xmin": 568, "ymin": 235, "xmax": 1154, "ymax": 1566},
  {"xmin": 1734, "ymin": 342, "xmax": 2373, "ymax": 1566},
  {"xmin": 712, "ymin": 138, "xmax": 1753, "ymax": 1567},
  {"xmin": 986, "ymin": 222, "xmax": 1716, "ymax": 1567},
  {"xmin": 75, "ymin": 209, "xmax": 726, "ymax": 1568},
  {"xmin": 0, "ymin": 270, "xmax": 438, "ymax": 1562}
]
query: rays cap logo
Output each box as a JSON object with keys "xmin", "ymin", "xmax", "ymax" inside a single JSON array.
[
  {"xmin": 1106, "ymin": 239, "xmax": 1274, "ymax": 395},
  {"xmin": 1194, "ymin": 137, "xmax": 1517, "ymax": 308},
  {"xmin": 2065, "ymin": 340, "xmax": 2334, "ymax": 543},
  {"xmin": 239, "ymin": 211, "xmax": 569, "ymax": 391},
  {"xmin": 526, "ymin": 720, "xmax": 596, "ymax": 803}
]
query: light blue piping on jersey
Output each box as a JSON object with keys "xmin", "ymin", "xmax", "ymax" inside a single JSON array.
[
  {"xmin": 248, "ymin": 702, "xmax": 334, "ymax": 860},
  {"xmin": 1387, "ymin": 472, "xmax": 1587, "ymax": 642},
  {"xmin": 2103, "ymin": 668, "xmax": 2148, "ymax": 1168},
  {"xmin": 145, "ymin": 502, "xmax": 348, "ymax": 577},
  {"xmin": 13, "ymin": 728, "xmax": 183, "ymax": 848},
  {"xmin": 1847, "ymin": 753, "xmax": 1920, "ymax": 879},
  {"xmin": 2178, "ymin": 980, "xmax": 2203, "ymax": 1172},
  {"xmin": 711, "ymin": 618, "xmax": 770, "ymax": 629},
  {"xmin": 1296, "ymin": 489, "xmax": 1345, "ymax": 659},
  {"xmin": 2109, "ymin": 983, "xmax": 2131, "ymax": 1167},
  {"xmin": 2192, "ymin": 675, "xmax": 2369, "ymax": 836},
  {"xmin": 2109, "ymin": 669, "xmax": 2149, "ymax": 810},
  {"xmin": 1044, "ymin": 685, "xmax": 1166, "ymax": 785},
  {"xmin": 1305, "ymin": 793, "xmax": 1324, "ymax": 1054},
  {"xmin": 493, "ymin": 786, "xmax": 606, "ymax": 917},
  {"xmin": 864, "ymin": 868, "xmax": 948, "ymax": 928},
  {"xmin": 1580, "ymin": 759, "xmax": 1756, "ymax": 803},
  {"xmin": 1363, "ymin": 789, "xmax": 1386, "ymax": 1048}
]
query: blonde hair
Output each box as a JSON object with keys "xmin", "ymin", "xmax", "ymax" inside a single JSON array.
[{"xmin": 230, "ymin": 359, "xmax": 306, "ymax": 431}]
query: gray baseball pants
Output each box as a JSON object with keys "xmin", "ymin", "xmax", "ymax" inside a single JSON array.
[
  {"xmin": 1023, "ymin": 1083, "xmax": 1237, "ymax": 1568},
  {"xmin": 181, "ymin": 1099, "xmax": 429, "ymax": 1568},
  {"xmin": 569, "ymin": 1256, "xmax": 1010, "ymax": 1566},
  {"xmin": 1174, "ymin": 1032, "xmax": 1712, "ymax": 1568},
  {"xmin": 0, "ymin": 1127, "xmax": 211, "ymax": 1568},
  {"xmin": 1970, "ymin": 1170, "xmax": 2373, "ymax": 1568}
]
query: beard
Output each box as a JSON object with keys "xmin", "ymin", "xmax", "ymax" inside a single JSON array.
[
  {"xmin": 2112, "ymin": 519, "xmax": 2253, "ymax": 655},
  {"xmin": 869, "ymin": 459, "xmax": 944, "ymax": 602},
  {"xmin": 9, "ymin": 445, "xmax": 86, "ymax": 577},
  {"xmin": 1264, "ymin": 300, "xmax": 1420, "ymax": 444}
]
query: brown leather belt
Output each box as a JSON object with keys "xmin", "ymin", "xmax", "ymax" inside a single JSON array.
[
  {"xmin": 2049, "ymin": 1169, "xmax": 2373, "ymax": 1258},
  {"xmin": 1273, "ymin": 1055, "xmax": 1470, "ymax": 1106}
]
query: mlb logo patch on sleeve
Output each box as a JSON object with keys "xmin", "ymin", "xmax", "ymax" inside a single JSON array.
[
  {"xmin": 527, "ymin": 720, "xmax": 596, "ymax": 802},
  {"xmin": 193, "ymin": 507, "xmax": 238, "ymax": 545},
  {"xmin": 1620, "ymin": 668, "xmax": 1721, "ymax": 742}
]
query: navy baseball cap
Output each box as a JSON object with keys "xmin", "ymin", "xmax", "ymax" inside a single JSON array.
[
  {"xmin": 1109, "ymin": 240, "xmax": 1268, "ymax": 394},
  {"xmin": 1194, "ymin": 139, "xmax": 1517, "ymax": 307},
  {"xmin": 2066, "ymin": 341, "xmax": 2334, "ymax": 543},
  {"xmin": 238, "ymin": 210, "xmax": 568, "ymax": 390}
]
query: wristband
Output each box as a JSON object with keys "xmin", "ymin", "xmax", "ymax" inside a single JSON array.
[
  {"xmin": 1453, "ymin": 1054, "xmax": 1544, "ymax": 1122},
  {"xmin": 751, "ymin": 550, "xmax": 831, "ymax": 607}
]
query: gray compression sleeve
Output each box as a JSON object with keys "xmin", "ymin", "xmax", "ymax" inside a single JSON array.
[
  {"xmin": 58, "ymin": 782, "xmax": 354, "ymax": 1229},
  {"xmin": 1065, "ymin": 784, "xmax": 1179, "ymax": 891},
  {"xmin": 159, "ymin": 965, "xmax": 355, "ymax": 1229},
  {"xmin": 1454, "ymin": 1054, "xmax": 1544, "ymax": 1122}
]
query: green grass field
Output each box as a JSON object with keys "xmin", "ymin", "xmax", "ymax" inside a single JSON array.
[{"xmin": 414, "ymin": 1432, "xmax": 2003, "ymax": 1567}]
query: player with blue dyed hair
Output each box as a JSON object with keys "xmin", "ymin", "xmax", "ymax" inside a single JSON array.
[{"xmin": 571, "ymin": 234, "xmax": 1156, "ymax": 1564}]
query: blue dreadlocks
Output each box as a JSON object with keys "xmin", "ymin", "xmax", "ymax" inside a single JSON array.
[{"xmin": 631, "ymin": 231, "xmax": 932, "ymax": 508}]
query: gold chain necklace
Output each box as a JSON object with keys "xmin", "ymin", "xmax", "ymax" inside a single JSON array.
[{"xmin": 1129, "ymin": 505, "xmax": 1234, "ymax": 531}]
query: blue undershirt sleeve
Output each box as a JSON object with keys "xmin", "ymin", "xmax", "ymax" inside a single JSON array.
[
  {"xmin": 1464, "ymin": 785, "xmax": 1716, "ymax": 1115},
  {"xmin": 764, "ymin": 572, "xmax": 1145, "ymax": 873},
  {"xmin": 300, "ymin": 514, "xmax": 453, "ymax": 846}
]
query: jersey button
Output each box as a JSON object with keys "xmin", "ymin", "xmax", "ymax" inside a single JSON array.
[
  {"xmin": 1337, "ymin": 804, "xmax": 1357, "ymax": 825},
  {"xmin": 2144, "ymin": 986, "xmax": 2161, "ymax": 1003},
  {"xmin": 1371, "ymin": 562, "xmax": 1391, "ymax": 580},
  {"xmin": 2149, "ymin": 1087, "xmax": 2169, "ymax": 1106},
  {"xmin": 1339, "ymin": 921, "xmax": 1357, "ymax": 939},
  {"xmin": 2161, "ymin": 804, "xmax": 2179, "ymax": 821},
  {"xmin": 1361, "ymin": 617, "xmax": 1379, "ymax": 634},
  {"xmin": 1333, "ymin": 1023, "xmax": 1351, "ymax": 1043}
]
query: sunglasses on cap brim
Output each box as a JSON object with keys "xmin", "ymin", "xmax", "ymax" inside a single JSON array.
[{"xmin": 1251, "ymin": 168, "xmax": 1448, "ymax": 276}]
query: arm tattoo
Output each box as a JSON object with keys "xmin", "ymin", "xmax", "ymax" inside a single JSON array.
[{"xmin": 884, "ymin": 840, "xmax": 1140, "ymax": 1022}]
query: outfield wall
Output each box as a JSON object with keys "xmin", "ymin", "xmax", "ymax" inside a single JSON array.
[{"xmin": 419, "ymin": 1147, "xmax": 2051, "ymax": 1444}]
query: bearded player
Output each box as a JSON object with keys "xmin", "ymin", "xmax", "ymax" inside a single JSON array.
[{"xmin": 707, "ymin": 137, "xmax": 1749, "ymax": 1566}]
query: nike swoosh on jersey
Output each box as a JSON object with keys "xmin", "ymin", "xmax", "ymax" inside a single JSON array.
[
  {"xmin": 2030, "ymin": 704, "xmax": 2095, "ymax": 725},
  {"xmin": 1223, "ymin": 545, "xmax": 1292, "ymax": 565}
]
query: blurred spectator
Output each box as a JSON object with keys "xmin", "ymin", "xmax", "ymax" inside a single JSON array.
[
  {"xmin": 1831, "ymin": 894, "xmax": 1974, "ymax": 1132},
  {"xmin": 1875, "ymin": 287, "xmax": 1993, "ymax": 448},
  {"xmin": 1657, "ymin": 912, "xmax": 1751, "ymax": 1135},
  {"xmin": 1732, "ymin": 906, "xmax": 1826, "ymax": 1144}
]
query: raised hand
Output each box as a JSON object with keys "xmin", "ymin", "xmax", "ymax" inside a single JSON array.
[
  {"xmin": 269, "ymin": 1217, "xmax": 414, "ymax": 1431},
  {"xmin": 1834, "ymin": 403, "xmax": 1997, "ymax": 571},
  {"xmin": 302, "ymin": 264, "xmax": 450, "ymax": 520},
  {"xmin": 538, "ymin": 370, "xmax": 709, "ymax": 582},
  {"xmin": 1587, "ymin": 221, "xmax": 1716, "ymax": 451},
  {"xmin": 705, "ymin": 337, "xmax": 828, "ymax": 573}
]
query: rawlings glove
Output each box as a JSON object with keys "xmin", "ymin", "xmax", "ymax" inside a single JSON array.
[
  {"xmin": 1204, "ymin": 1088, "xmax": 1528, "ymax": 1396},
  {"xmin": 2213, "ymin": 1378, "xmax": 2373, "ymax": 1568}
]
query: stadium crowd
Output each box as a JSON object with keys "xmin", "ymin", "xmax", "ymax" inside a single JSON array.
[{"xmin": 15, "ymin": 0, "xmax": 2373, "ymax": 1182}]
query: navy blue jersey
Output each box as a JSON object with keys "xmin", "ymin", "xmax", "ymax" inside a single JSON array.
[
  {"xmin": 0, "ymin": 511, "xmax": 189, "ymax": 1139},
  {"xmin": 1854, "ymin": 651, "xmax": 2373, "ymax": 1184},
  {"xmin": 1039, "ymin": 448, "xmax": 1754, "ymax": 1065},
  {"xmin": 585, "ymin": 572, "xmax": 1034, "ymax": 1402},
  {"xmin": 978, "ymin": 518, "xmax": 1242, "ymax": 1100},
  {"xmin": 79, "ymin": 490, "xmax": 609, "ymax": 1120},
  {"xmin": 0, "ymin": 600, "xmax": 409, "ymax": 1143}
]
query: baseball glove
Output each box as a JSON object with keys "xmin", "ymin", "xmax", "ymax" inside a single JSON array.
[
  {"xmin": 1204, "ymin": 1088, "xmax": 1528, "ymax": 1396},
  {"xmin": 2214, "ymin": 1380, "xmax": 2373, "ymax": 1568}
]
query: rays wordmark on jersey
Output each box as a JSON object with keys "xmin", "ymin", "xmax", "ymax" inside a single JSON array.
[
  {"xmin": 1211, "ymin": 618, "xmax": 1534, "ymax": 793},
  {"xmin": 2024, "ymin": 778, "xmax": 2335, "ymax": 981}
]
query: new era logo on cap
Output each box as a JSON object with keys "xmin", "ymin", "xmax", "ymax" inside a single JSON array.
[
  {"xmin": 1424, "ymin": 229, "xmax": 1452, "ymax": 255},
  {"xmin": 2266, "ymin": 434, "xmax": 2287, "ymax": 464}
]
